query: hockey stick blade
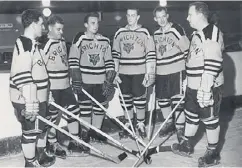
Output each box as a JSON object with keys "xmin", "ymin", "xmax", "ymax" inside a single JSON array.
[
  {"xmin": 118, "ymin": 152, "xmax": 128, "ymax": 161},
  {"xmin": 112, "ymin": 152, "xmax": 127, "ymax": 164}
]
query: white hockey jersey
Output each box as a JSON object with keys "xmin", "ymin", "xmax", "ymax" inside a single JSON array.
[
  {"xmin": 112, "ymin": 25, "xmax": 156, "ymax": 75},
  {"xmin": 39, "ymin": 37, "xmax": 70, "ymax": 90},
  {"xmin": 186, "ymin": 24, "xmax": 224, "ymax": 90},
  {"xmin": 10, "ymin": 36, "xmax": 49, "ymax": 104},
  {"xmin": 154, "ymin": 23, "xmax": 189, "ymax": 75},
  {"xmin": 68, "ymin": 32, "xmax": 114, "ymax": 84}
]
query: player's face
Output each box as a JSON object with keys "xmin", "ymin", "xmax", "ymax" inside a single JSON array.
[
  {"xmin": 126, "ymin": 9, "xmax": 140, "ymax": 26},
  {"xmin": 33, "ymin": 17, "xmax": 45, "ymax": 38},
  {"xmin": 154, "ymin": 10, "xmax": 169, "ymax": 28},
  {"xmin": 187, "ymin": 6, "xmax": 200, "ymax": 29},
  {"xmin": 85, "ymin": 17, "xmax": 99, "ymax": 34},
  {"xmin": 49, "ymin": 23, "xmax": 64, "ymax": 40}
]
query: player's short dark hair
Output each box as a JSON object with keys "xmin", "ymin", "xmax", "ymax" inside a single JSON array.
[
  {"xmin": 21, "ymin": 9, "xmax": 43, "ymax": 28},
  {"xmin": 127, "ymin": 8, "xmax": 140, "ymax": 15},
  {"xmin": 189, "ymin": 1, "xmax": 209, "ymax": 19},
  {"xmin": 84, "ymin": 12, "xmax": 99, "ymax": 24},
  {"xmin": 47, "ymin": 15, "xmax": 64, "ymax": 26},
  {"xmin": 153, "ymin": 6, "xmax": 168, "ymax": 17}
]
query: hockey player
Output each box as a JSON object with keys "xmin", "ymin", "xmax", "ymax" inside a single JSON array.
[
  {"xmin": 153, "ymin": 6, "xmax": 190, "ymax": 141},
  {"xmin": 171, "ymin": 2, "xmax": 224, "ymax": 167},
  {"xmin": 39, "ymin": 15, "xmax": 85, "ymax": 157},
  {"xmin": 112, "ymin": 8, "xmax": 156, "ymax": 139},
  {"xmin": 9, "ymin": 9, "xmax": 55, "ymax": 167},
  {"xmin": 68, "ymin": 12, "xmax": 116, "ymax": 144}
]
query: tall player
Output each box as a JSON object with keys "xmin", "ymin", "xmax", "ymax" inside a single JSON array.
[
  {"xmin": 112, "ymin": 8, "xmax": 156, "ymax": 139},
  {"xmin": 171, "ymin": 2, "xmax": 224, "ymax": 167}
]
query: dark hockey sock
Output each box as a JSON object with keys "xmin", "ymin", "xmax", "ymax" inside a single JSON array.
[
  {"xmin": 79, "ymin": 100, "xmax": 92, "ymax": 125},
  {"xmin": 175, "ymin": 109, "xmax": 185, "ymax": 129}
]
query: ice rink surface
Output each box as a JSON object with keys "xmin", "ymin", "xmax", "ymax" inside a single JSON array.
[{"xmin": 0, "ymin": 107, "xmax": 241, "ymax": 167}]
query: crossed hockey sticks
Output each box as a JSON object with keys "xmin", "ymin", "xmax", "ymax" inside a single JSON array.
[
  {"xmin": 81, "ymin": 88, "xmax": 153, "ymax": 164},
  {"xmin": 132, "ymin": 95, "xmax": 185, "ymax": 167},
  {"xmin": 116, "ymin": 82, "xmax": 142, "ymax": 153},
  {"xmin": 36, "ymin": 115, "xmax": 127, "ymax": 164},
  {"xmin": 51, "ymin": 101, "xmax": 142, "ymax": 158},
  {"xmin": 81, "ymin": 88, "xmax": 147, "ymax": 147}
]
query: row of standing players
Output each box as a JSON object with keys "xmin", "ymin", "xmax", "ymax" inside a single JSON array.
[{"xmin": 9, "ymin": 1, "xmax": 224, "ymax": 167}]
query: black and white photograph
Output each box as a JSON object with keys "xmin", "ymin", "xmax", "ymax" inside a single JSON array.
[{"xmin": 0, "ymin": 0, "xmax": 241, "ymax": 167}]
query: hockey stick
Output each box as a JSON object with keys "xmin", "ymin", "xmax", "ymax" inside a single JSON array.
[
  {"xmin": 51, "ymin": 101, "xmax": 141, "ymax": 158},
  {"xmin": 147, "ymin": 85, "xmax": 156, "ymax": 140},
  {"xmin": 116, "ymin": 82, "xmax": 142, "ymax": 154},
  {"xmin": 36, "ymin": 115, "xmax": 127, "ymax": 164},
  {"xmin": 132, "ymin": 96, "xmax": 185, "ymax": 167}
]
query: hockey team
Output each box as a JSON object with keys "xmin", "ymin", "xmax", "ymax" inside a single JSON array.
[{"xmin": 9, "ymin": 1, "xmax": 224, "ymax": 167}]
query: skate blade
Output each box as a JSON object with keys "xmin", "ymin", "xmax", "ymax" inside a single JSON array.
[
  {"xmin": 67, "ymin": 151, "xmax": 89, "ymax": 157},
  {"xmin": 55, "ymin": 155, "xmax": 67, "ymax": 160},
  {"xmin": 171, "ymin": 145, "xmax": 192, "ymax": 158},
  {"xmin": 198, "ymin": 160, "xmax": 220, "ymax": 168}
]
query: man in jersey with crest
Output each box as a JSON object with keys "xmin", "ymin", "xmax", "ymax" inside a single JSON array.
[
  {"xmin": 153, "ymin": 6, "xmax": 190, "ymax": 142},
  {"xmin": 68, "ymin": 12, "xmax": 116, "ymax": 145},
  {"xmin": 171, "ymin": 2, "xmax": 224, "ymax": 167},
  {"xmin": 9, "ymin": 9, "xmax": 55, "ymax": 167},
  {"xmin": 112, "ymin": 8, "xmax": 156, "ymax": 139},
  {"xmin": 39, "ymin": 15, "xmax": 86, "ymax": 157}
]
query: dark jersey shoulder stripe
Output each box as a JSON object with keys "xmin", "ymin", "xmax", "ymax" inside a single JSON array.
[
  {"xmin": 73, "ymin": 32, "xmax": 85, "ymax": 44},
  {"xmin": 18, "ymin": 36, "xmax": 33, "ymax": 52}
]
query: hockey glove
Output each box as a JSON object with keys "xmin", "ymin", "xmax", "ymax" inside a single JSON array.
[
  {"xmin": 102, "ymin": 81, "xmax": 115, "ymax": 98},
  {"xmin": 70, "ymin": 68, "xmax": 82, "ymax": 94},
  {"xmin": 102, "ymin": 70, "xmax": 116, "ymax": 98},
  {"xmin": 197, "ymin": 89, "xmax": 214, "ymax": 108},
  {"xmin": 23, "ymin": 101, "xmax": 39, "ymax": 122},
  {"xmin": 21, "ymin": 83, "xmax": 39, "ymax": 122},
  {"xmin": 197, "ymin": 73, "xmax": 215, "ymax": 108},
  {"xmin": 142, "ymin": 73, "xmax": 155, "ymax": 87}
]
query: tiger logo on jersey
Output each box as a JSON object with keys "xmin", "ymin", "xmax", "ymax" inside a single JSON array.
[
  {"xmin": 89, "ymin": 54, "xmax": 100, "ymax": 66},
  {"xmin": 159, "ymin": 45, "xmax": 167, "ymax": 56},
  {"xmin": 187, "ymin": 41, "xmax": 203, "ymax": 62},
  {"xmin": 60, "ymin": 54, "xmax": 68, "ymax": 67},
  {"xmin": 123, "ymin": 43, "xmax": 134, "ymax": 54}
]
